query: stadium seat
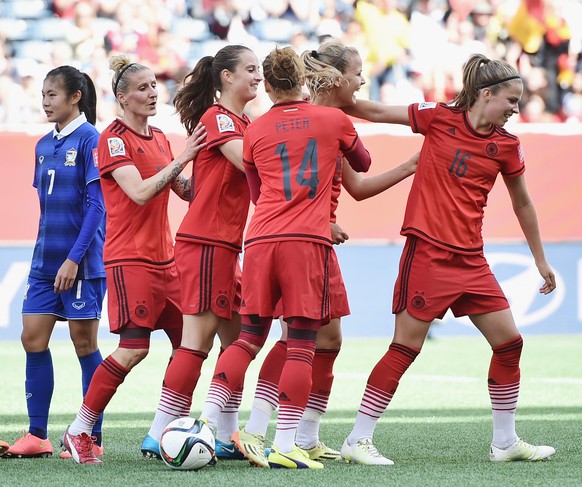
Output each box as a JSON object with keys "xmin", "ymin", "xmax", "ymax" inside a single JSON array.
[
  {"xmin": 171, "ymin": 17, "xmax": 213, "ymax": 42},
  {"xmin": 0, "ymin": 18, "xmax": 29, "ymax": 41},
  {"xmin": 251, "ymin": 18, "xmax": 301, "ymax": 44},
  {"xmin": 91, "ymin": 17, "xmax": 120, "ymax": 37},
  {"xmin": 29, "ymin": 17, "xmax": 73, "ymax": 41},
  {"xmin": 197, "ymin": 39, "xmax": 229, "ymax": 58},
  {"xmin": 2, "ymin": 0, "xmax": 51, "ymax": 19},
  {"xmin": 13, "ymin": 40, "xmax": 53, "ymax": 63}
]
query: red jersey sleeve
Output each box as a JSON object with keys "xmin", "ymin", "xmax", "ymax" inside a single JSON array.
[
  {"xmin": 408, "ymin": 101, "xmax": 439, "ymax": 135},
  {"xmin": 202, "ymin": 105, "xmax": 245, "ymax": 151},
  {"xmin": 499, "ymin": 138, "xmax": 526, "ymax": 178},
  {"xmin": 338, "ymin": 114, "xmax": 371, "ymax": 172},
  {"xmin": 98, "ymin": 130, "xmax": 134, "ymax": 177}
]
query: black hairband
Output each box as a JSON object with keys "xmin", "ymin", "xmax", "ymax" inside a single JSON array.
[
  {"xmin": 478, "ymin": 75, "xmax": 521, "ymax": 90},
  {"xmin": 113, "ymin": 63, "xmax": 136, "ymax": 95},
  {"xmin": 311, "ymin": 50, "xmax": 319, "ymax": 59}
]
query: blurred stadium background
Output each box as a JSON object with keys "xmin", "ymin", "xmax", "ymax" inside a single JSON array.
[{"xmin": 0, "ymin": 0, "xmax": 581, "ymax": 340}]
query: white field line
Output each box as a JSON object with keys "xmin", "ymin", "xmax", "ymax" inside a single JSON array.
[{"xmin": 334, "ymin": 372, "xmax": 582, "ymax": 385}]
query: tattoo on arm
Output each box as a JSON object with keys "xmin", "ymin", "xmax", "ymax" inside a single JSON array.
[
  {"xmin": 154, "ymin": 161, "xmax": 183, "ymax": 196},
  {"xmin": 171, "ymin": 175, "xmax": 192, "ymax": 201}
]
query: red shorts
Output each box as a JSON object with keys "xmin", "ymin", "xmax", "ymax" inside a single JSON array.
[
  {"xmin": 242, "ymin": 241, "xmax": 330, "ymax": 322},
  {"xmin": 393, "ymin": 236, "xmax": 509, "ymax": 322},
  {"xmin": 175, "ymin": 240, "xmax": 241, "ymax": 320},
  {"xmin": 272, "ymin": 247, "xmax": 349, "ymax": 320},
  {"xmin": 106, "ymin": 264, "xmax": 182, "ymax": 333},
  {"xmin": 328, "ymin": 248, "xmax": 350, "ymax": 318}
]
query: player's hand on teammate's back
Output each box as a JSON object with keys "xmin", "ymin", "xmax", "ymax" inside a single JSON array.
[
  {"xmin": 406, "ymin": 151, "xmax": 420, "ymax": 174},
  {"xmin": 331, "ymin": 223, "xmax": 349, "ymax": 245},
  {"xmin": 183, "ymin": 122, "xmax": 207, "ymax": 162}
]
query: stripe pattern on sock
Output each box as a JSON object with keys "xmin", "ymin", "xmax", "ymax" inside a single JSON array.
[
  {"xmin": 255, "ymin": 379, "xmax": 279, "ymax": 409},
  {"xmin": 305, "ymin": 392, "xmax": 328, "ymax": 415},
  {"xmin": 358, "ymin": 384, "xmax": 393, "ymax": 419},
  {"xmin": 489, "ymin": 381, "xmax": 519, "ymax": 412},
  {"xmin": 223, "ymin": 387, "xmax": 243, "ymax": 413},
  {"xmin": 158, "ymin": 386, "xmax": 192, "ymax": 416}
]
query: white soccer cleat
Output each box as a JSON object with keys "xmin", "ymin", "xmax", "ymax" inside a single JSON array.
[
  {"xmin": 489, "ymin": 438, "xmax": 556, "ymax": 462},
  {"xmin": 340, "ymin": 437, "xmax": 394, "ymax": 465}
]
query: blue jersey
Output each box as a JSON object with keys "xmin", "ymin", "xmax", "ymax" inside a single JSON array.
[{"xmin": 30, "ymin": 118, "xmax": 106, "ymax": 279}]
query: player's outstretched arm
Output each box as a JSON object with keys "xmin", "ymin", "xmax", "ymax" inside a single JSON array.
[
  {"xmin": 342, "ymin": 151, "xmax": 418, "ymax": 201},
  {"xmin": 342, "ymin": 99, "xmax": 410, "ymax": 126}
]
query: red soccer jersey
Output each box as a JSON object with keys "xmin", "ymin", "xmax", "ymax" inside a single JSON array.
[
  {"xmin": 403, "ymin": 102, "xmax": 525, "ymax": 254},
  {"xmin": 175, "ymin": 104, "xmax": 250, "ymax": 252},
  {"xmin": 330, "ymin": 154, "xmax": 343, "ymax": 224},
  {"xmin": 243, "ymin": 100, "xmax": 362, "ymax": 248},
  {"xmin": 98, "ymin": 119, "xmax": 175, "ymax": 268}
]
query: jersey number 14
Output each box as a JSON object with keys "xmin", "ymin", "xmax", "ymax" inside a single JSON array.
[{"xmin": 276, "ymin": 138, "xmax": 320, "ymax": 201}]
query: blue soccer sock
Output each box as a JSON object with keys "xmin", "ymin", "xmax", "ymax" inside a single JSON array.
[
  {"xmin": 79, "ymin": 349, "xmax": 104, "ymax": 444},
  {"xmin": 26, "ymin": 349, "xmax": 54, "ymax": 440}
]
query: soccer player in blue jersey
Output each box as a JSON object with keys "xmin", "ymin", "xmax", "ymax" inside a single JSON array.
[{"xmin": 5, "ymin": 66, "xmax": 106, "ymax": 459}]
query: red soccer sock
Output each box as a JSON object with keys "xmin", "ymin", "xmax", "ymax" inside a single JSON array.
[
  {"xmin": 83, "ymin": 356, "xmax": 130, "ymax": 414},
  {"xmin": 205, "ymin": 340, "xmax": 257, "ymax": 412},
  {"xmin": 163, "ymin": 347, "xmax": 208, "ymax": 397},
  {"xmin": 489, "ymin": 335, "xmax": 523, "ymax": 447},
  {"xmin": 306, "ymin": 348, "xmax": 340, "ymax": 415},
  {"xmin": 488, "ymin": 335, "xmax": 523, "ymax": 414},
  {"xmin": 254, "ymin": 340, "xmax": 287, "ymax": 408},
  {"xmin": 488, "ymin": 335, "xmax": 523, "ymax": 386},
  {"xmin": 259, "ymin": 340, "xmax": 287, "ymax": 384},
  {"xmin": 276, "ymin": 347, "xmax": 315, "ymax": 432},
  {"xmin": 359, "ymin": 342, "xmax": 420, "ymax": 419}
]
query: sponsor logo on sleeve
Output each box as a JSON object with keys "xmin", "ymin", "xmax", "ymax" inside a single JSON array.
[
  {"xmin": 418, "ymin": 102, "xmax": 437, "ymax": 110},
  {"xmin": 108, "ymin": 137, "xmax": 125, "ymax": 157},
  {"xmin": 517, "ymin": 144, "xmax": 525, "ymax": 164},
  {"xmin": 216, "ymin": 114, "xmax": 235, "ymax": 133},
  {"xmin": 92, "ymin": 148, "xmax": 99, "ymax": 167}
]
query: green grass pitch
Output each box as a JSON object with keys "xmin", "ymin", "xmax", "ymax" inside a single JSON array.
[{"xmin": 1, "ymin": 334, "xmax": 581, "ymax": 486}]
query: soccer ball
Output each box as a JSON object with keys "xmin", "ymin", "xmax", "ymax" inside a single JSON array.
[{"xmin": 160, "ymin": 417, "xmax": 217, "ymax": 470}]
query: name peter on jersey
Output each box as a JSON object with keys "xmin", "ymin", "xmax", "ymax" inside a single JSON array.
[{"xmin": 275, "ymin": 117, "xmax": 310, "ymax": 134}]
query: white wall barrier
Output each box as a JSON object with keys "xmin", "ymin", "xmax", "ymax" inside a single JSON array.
[{"xmin": 0, "ymin": 242, "xmax": 580, "ymax": 341}]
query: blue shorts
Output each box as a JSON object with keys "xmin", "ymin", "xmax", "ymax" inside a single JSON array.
[{"xmin": 22, "ymin": 275, "xmax": 106, "ymax": 321}]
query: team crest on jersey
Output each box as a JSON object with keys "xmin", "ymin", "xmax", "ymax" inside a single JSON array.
[
  {"xmin": 92, "ymin": 148, "xmax": 99, "ymax": 167},
  {"xmin": 216, "ymin": 293, "xmax": 230, "ymax": 311},
  {"xmin": 411, "ymin": 293, "xmax": 425, "ymax": 310},
  {"xmin": 64, "ymin": 148, "xmax": 77, "ymax": 166},
  {"xmin": 135, "ymin": 304, "xmax": 149, "ymax": 320},
  {"xmin": 108, "ymin": 137, "xmax": 125, "ymax": 157},
  {"xmin": 486, "ymin": 142, "xmax": 498, "ymax": 158},
  {"xmin": 216, "ymin": 114, "xmax": 235, "ymax": 133},
  {"xmin": 418, "ymin": 102, "xmax": 437, "ymax": 110}
]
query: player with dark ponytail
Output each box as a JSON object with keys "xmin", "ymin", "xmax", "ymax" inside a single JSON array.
[{"xmin": 5, "ymin": 65, "xmax": 106, "ymax": 460}]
